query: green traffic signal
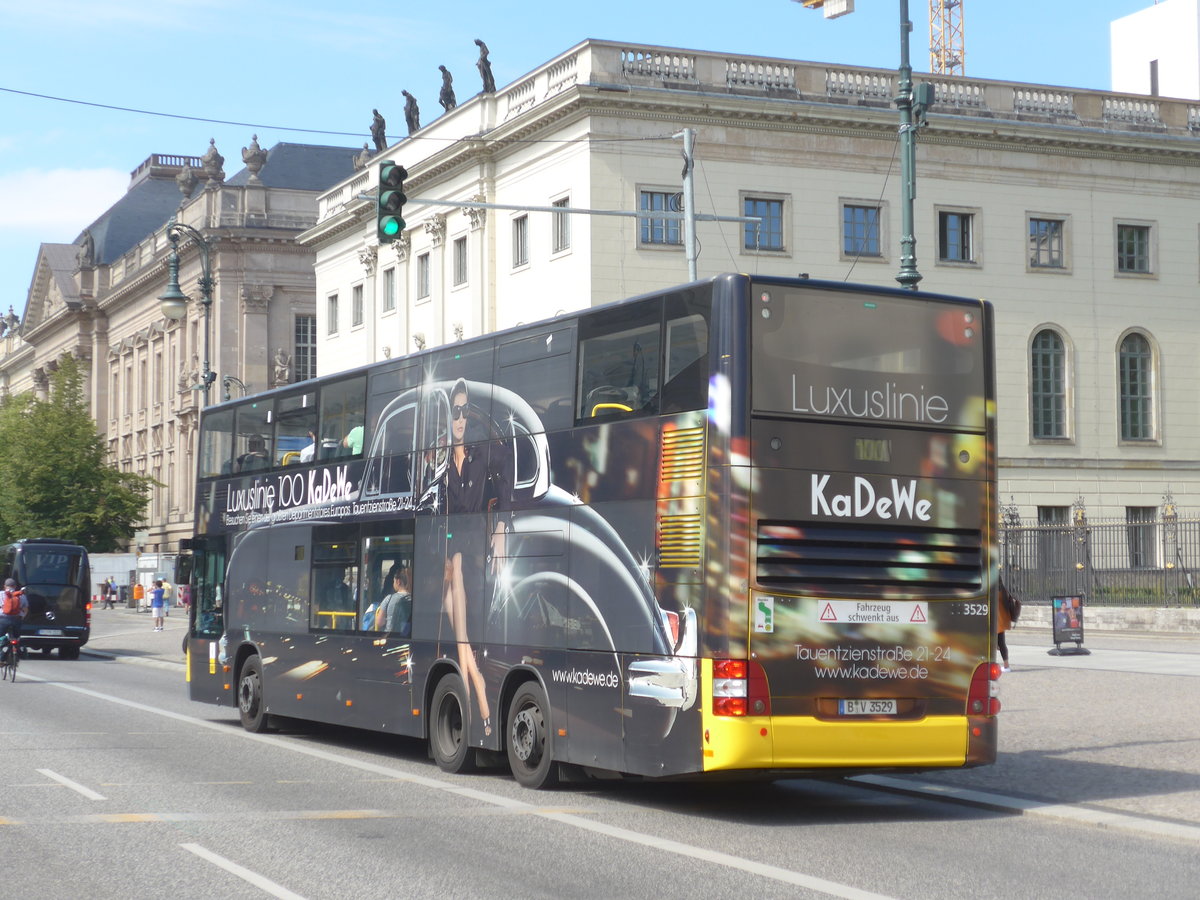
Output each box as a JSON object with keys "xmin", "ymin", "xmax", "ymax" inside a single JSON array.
[{"xmin": 376, "ymin": 161, "xmax": 409, "ymax": 244}]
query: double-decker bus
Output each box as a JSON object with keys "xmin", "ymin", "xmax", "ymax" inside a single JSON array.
[
  {"xmin": 185, "ymin": 273, "xmax": 999, "ymax": 787},
  {"xmin": 0, "ymin": 538, "xmax": 92, "ymax": 658}
]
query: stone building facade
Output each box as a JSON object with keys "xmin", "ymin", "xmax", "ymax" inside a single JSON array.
[
  {"xmin": 2, "ymin": 140, "xmax": 357, "ymax": 552},
  {"xmin": 302, "ymin": 38, "xmax": 1200, "ymax": 525}
]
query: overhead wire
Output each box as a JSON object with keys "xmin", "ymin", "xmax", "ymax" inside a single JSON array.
[
  {"xmin": 0, "ymin": 86, "xmax": 679, "ymax": 147},
  {"xmin": 843, "ymin": 131, "xmax": 900, "ymax": 282}
]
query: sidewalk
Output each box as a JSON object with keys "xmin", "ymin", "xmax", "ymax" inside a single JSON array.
[
  {"xmin": 83, "ymin": 604, "xmax": 187, "ymax": 668},
  {"xmin": 1017, "ymin": 604, "xmax": 1200, "ymax": 634}
]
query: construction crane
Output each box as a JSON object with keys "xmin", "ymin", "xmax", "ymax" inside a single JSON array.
[
  {"xmin": 793, "ymin": 1, "xmax": 966, "ymax": 77},
  {"xmin": 929, "ymin": 0, "xmax": 965, "ymax": 76}
]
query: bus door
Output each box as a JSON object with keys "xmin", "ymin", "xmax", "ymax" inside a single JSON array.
[{"xmin": 186, "ymin": 535, "xmax": 230, "ymax": 704}]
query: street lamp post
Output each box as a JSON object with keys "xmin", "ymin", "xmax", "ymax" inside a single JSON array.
[
  {"xmin": 158, "ymin": 220, "xmax": 216, "ymax": 405},
  {"xmin": 894, "ymin": 0, "xmax": 923, "ymax": 291}
]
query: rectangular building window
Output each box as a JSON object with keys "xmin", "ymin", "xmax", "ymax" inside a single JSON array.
[
  {"xmin": 512, "ymin": 215, "xmax": 529, "ymax": 268},
  {"xmin": 1037, "ymin": 506, "xmax": 1069, "ymax": 525},
  {"xmin": 743, "ymin": 196, "xmax": 784, "ymax": 251},
  {"xmin": 1117, "ymin": 223, "xmax": 1152, "ymax": 273},
  {"xmin": 295, "ymin": 315, "xmax": 316, "ymax": 382},
  {"xmin": 326, "ymin": 294, "xmax": 338, "ymax": 335},
  {"xmin": 382, "ymin": 268, "xmax": 395, "ymax": 312},
  {"xmin": 842, "ymin": 204, "xmax": 881, "ymax": 257},
  {"xmin": 639, "ymin": 190, "xmax": 682, "ymax": 246},
  {"xmin": 938, "ymin": 211, "xmax": 974, "ymax": 262},
  {"xmin": 453, "ymin": 236, "xmax": 468, "ymax": 286},
  {"xmin": 352, "ymin": 284, "xmax": 364, "ymax": 328},
  {"xmin": 417, "ymin": 253, "xmax": 430, "ymax": 300},
  {"xmin": 1029, "ymin": 217, "xmax": 1065, "ymax": 268},
  {"xmin": 1126, "ymin": 506, "xmax": 1157, "ymax": 568},
  {"xmin": 552, "ymin": 197, "xmax": 571, "ymax": 253}
]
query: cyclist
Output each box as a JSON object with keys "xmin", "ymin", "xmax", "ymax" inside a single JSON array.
[{"xmin": 0, "ymin": 577, "xmax": 28, "ymax": 663}]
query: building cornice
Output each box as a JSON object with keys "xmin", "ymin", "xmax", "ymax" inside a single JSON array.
[{"xmin": 296, "ymin": 202, "xmax": 371, "ymax": 249}]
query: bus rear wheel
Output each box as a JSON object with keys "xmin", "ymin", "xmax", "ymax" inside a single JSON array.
[
  {"xmin": 506, "ymin": 682, "xmax": 558, "ymax": 789},
  {"xmin": 431, "ymin": 673, "xmax": 476, "ymax": 774},
  {"xmin": 238, "ymin": 656, "xmax": 272, "ymax": 733}
]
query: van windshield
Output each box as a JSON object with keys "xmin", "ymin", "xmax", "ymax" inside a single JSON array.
[{"xmin": 18, "ymin": 547, "xmax": 86, "ymax": 585}]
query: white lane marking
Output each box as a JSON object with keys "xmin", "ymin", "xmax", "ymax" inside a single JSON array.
[
  {"xmin": 36, "ymin": 768, "xmax": 106, "ymax": 801},
  {"xmin": 26, "ymin": 674, "xmax": 895, "ymax": 899},
  {"xmin": 852, "ymin": 774, "xmax": 1200, "ymax": 844},
  {"xmin": 181, "ymin": 843, "xmax": 308, "ymax": 900}
]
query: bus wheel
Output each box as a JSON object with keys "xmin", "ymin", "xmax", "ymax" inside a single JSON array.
[
  {"xmin": 238, "ymin": 656, "xmax": 272, "ymax": 733},
  {"xmin": 506, "ymin": 682, "xmax": 558, "ymax": 789},
  {"xmin": 431, "ymin": 673, "xmax": 476, "ymax": 774}
]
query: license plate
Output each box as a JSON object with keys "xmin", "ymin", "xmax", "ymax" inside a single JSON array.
[
  {"xmin": 839, "ymin": 699, "xmax": 896, "ymax": 715},
  {"xmin": 38, "ymin": 629, "xmax": 64, "ymax": 636}
]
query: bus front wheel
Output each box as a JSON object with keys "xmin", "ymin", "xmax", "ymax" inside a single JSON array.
[
  {"xmin": 430, "ymin": 673, "xmax": 476, "ymax": 774},
  {"xmin": 506, "ymin": 682, "xmax": 558, "ymax": 789},
  {"xmin": 238, "ymin": 656, "xmax": 272, "ymax": 733}
]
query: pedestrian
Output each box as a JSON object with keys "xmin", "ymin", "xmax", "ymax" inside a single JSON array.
[
  {"xmin": 105, "ymin": 577, "xmax": 118, "ymax": 609},
  {"xmin": 150, "ymin": 580, "xmax": 165, "ymax": 631},
  {"xmin": 179, "ymin": 582, "xmax": 191, "ymax": 610},
  {"xmin": 161, "ymin": 578, "xmax": 174, "ymax": 615},
  {"xmin": 998, "ymin": 580, "xmax": 1019, "ymax": 672}
]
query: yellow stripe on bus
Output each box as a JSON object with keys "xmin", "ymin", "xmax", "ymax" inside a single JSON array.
[{"xmin": 699, "ymin": 659, "xmax": 969, "ymax": 771}]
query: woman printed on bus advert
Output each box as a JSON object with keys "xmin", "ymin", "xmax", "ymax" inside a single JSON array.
[{"xmin": 442, "ymin": 378, "xmax": 513, "ymax": 737}]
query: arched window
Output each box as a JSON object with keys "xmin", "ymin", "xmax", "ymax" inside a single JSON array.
[
  {"xmin": 1030, "ymin": 329, "xmax": 1066, "ymax": 439},
  {"xmin": 1119, "ymin": 332, "xmax": 1154, "ymax": 441}
]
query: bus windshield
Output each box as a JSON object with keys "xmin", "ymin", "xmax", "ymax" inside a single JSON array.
[{"xmin": 751, "ymin": 283, "xmax": 988, "ymax": 431}]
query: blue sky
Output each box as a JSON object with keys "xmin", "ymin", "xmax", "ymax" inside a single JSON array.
[{"xmin": 0, "ymin": 0, "xmax": 1154, "ymax": 315}]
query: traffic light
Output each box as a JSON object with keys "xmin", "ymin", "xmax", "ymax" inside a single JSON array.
[{"xmin": 377, "ymin": 161, "xmax": 408, "ymax": 244}]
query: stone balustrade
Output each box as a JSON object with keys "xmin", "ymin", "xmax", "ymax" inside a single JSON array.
[{"xmin": 314, "ymin": 38, "xmax": 1200, "ymax": 224}]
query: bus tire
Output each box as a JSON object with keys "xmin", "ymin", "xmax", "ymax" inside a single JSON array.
[
  {"xmin": 506, "ymin": 682, "xmax": 558, "ymax": 790},
  {"xmin": 238, "ymin": 656, "xmax": 272, "ymax": 733},
  {"xmin": 430, "ymin": 673, "xmax": 476, "ymax": 774}
]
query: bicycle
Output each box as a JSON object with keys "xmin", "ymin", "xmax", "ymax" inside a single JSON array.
[{"xmin": 0, "ymin": 632, "xmax": 18, "ymax": 682}]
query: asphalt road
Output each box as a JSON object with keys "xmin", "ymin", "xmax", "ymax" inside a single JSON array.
[{"xmin": 1, "ymin": 607, "xmax": 1191, "ymax": 899}]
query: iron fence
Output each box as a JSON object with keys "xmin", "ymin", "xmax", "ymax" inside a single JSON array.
[{"xmin": 1000, "ymin": 507, "xmax": 1200, "ymax": 607}]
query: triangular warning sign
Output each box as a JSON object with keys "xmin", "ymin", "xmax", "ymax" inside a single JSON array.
[
  {"xmin": 820, "ymin": 602, "xmax": 838, "ymax": 622},
  {"xmin": 910, "ymin": 605, "xmax": 927, "ymax": 623}
]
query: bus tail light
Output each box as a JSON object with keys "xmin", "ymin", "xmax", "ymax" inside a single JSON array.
[
  {"xmin": 967, "ymin": 662, "xmax": 1001, "ymax": 716},
  {"xmin": 712, "ymin": 658, "xmax": 771, "ymax": 717}
]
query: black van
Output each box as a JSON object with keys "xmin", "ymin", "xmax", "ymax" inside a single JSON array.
[{"xmin": 0, "ymin": 539, "xmax": 91, "ymax": 659}]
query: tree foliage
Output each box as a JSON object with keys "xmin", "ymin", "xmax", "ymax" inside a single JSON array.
[{"xmin": 0, "ymin": 355, "xmax": 154, "ymax": 551}]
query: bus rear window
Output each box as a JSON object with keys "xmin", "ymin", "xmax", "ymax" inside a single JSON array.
[{"xmin": 751, "ymin": 284, "xmax": 987, "ymax": 430}]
